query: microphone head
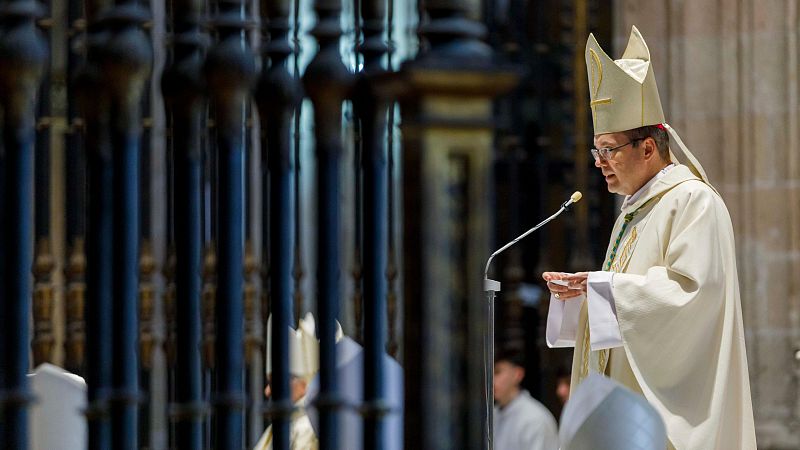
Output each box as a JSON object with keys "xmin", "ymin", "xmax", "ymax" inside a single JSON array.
[{"xmin": 571, "ymin": 191, "xmax": 583, "ymax": 203}]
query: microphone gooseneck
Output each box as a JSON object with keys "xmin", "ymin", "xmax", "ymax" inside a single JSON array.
[{"xmin": 484, "ymin": 191, "xmax": 582, "ymax": 280}]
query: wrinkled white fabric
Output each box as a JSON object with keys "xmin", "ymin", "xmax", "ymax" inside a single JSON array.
[
  {"xmin": 253, "ymin": 396, "xmax": 318, "ymax": 450},
  {"xmin": 586, "ymin": 271, "xmax": 622, "ymax": 351},
  {"xmin": 494, "ymin": 390, "xmax": 559, "ymax": 450}
]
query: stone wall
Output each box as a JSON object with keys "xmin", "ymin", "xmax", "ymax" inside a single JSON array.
[{"xmin": 613, "ymin": 1, "xmax": 800, "ymax": 448}]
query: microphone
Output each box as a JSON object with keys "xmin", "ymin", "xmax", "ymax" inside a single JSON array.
[
  {"xmin": 561, "ymin": 191, "xmax": 583, "ymax": 210},
  {"xmin": 484, "ymin": 191, "xmax": 582, "ymax": 287}
]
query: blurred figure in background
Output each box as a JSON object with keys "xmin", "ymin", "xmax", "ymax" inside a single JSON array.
[
  {"xmin": 494, "ymin": 349, "xmax": 558, "ymax": 450},
  {"xmin": 555, "ymin": 366, "xmax": 571, "ymax": 408},
  {"xmin": 255, "ymin": 314, "xmax": 320, "ymax": 450}
]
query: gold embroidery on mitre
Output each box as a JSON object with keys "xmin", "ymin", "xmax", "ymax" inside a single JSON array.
[
  {"xmin": 589, "ymin": 48, "xmax": 612, "ymax": 129},
  {"xmin": 589, "ymin": 51, "xmax": 612, "ymax": 105},
  {"xmin": 589, "ymin": 49, "xmax": 603, "ymax": 97},
  {"xmin": 591, "ymin": 98, "xmax": 612, "ymax": 106},
  {"xmin": 641, "ymin": 83, "xmax": 645, "ymax": 126},
  {"xmin": 585, "ymin": 26, "xmax": 667, "ymax": 135}
]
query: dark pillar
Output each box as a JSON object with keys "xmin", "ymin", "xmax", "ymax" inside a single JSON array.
[
  {"xmin": 303, "ymin": 0, "xmax": 352, "ymax": 447},
  {"xmin": 204, "ymin": 0, "xmax": 255, "ymax": 447},
  {"xmin": 290, "ymin": 0, "xmax": 305, "ymax": 330},
  {"xmin": 385, "ymin": 0, "xmax": 399, "ymax": 359},
  {"xmin": 138, "ymin": 12, "xmax": 156, "ymax": 447},
  {"xmin": 353, "ymin": 0, "xmax": 391, "ymax": 446},
  {"xmin": 255, "ymin": 0, "xmax": 302, "ymax": 447},
  {"xmin": 64, "ymin": 0, "xmax": 88, "ymax": 379},
  {"xmin": 100, "ymin": 2, "xmax": 152, "ymax": 448},
  {"xmin": 78, "ymin": 2, "xmax": 113, "ymax": 446},
  {"xmin": 32, "ymin": 0, "xmax": 55, "ymax": 368},
  {"xmin": 0, "ymin": 0, "xmax": 47, "ymax": 446},
  {"xmin": 163, "ymin": 0, "xmax": 208, "ymax": 447}
]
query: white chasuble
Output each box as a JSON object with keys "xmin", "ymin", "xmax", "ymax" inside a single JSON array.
[{"xmin": 548, "ymin": 165, "xmax": 756, "ymax": 450}]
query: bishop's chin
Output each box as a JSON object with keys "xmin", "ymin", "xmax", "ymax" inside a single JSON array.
[{"xmin": 604, "ymin": 175, "xmax": 619, "ymax": 193}]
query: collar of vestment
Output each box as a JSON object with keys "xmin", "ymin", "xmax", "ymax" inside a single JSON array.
[
  {"xmin": 497, "ymin": 389, "xmax": 530, "ymax": 414},
  {"xmin": 621, "ymin": 164, "xmax": 700, "ymax": 215},
  {"xmin": 292, "ymin": 394, "xmax": 310, "ymax": 420},
  {"xmin": 621, "ymin": 163, "xmax": 675, "ymax": 210}
]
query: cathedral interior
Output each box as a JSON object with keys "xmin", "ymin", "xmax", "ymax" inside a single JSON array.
[{"xmin": 0, "ymin": 0, "xmax": 798, "ymax": 448}]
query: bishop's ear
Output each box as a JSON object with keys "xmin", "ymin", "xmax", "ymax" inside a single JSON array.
[{"xmin": 641, "ymin": 137, "xmax": 658, "ymax": 160}]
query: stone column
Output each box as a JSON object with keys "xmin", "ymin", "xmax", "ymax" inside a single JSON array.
[{"xmin": 396, "ymin": 1, "xmax": 518, "ymax": 448}]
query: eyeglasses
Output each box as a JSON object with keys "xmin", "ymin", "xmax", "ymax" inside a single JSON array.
[{"xmin": 590, "ymin": 138, "xmax": 644, "ymax": 161}]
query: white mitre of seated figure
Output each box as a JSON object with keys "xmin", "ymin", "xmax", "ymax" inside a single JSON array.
[
  {"xmin": 29, "ymin": 363, "xmax": 88, "ymax": 450},
  {"xmin": 559, "ymin": 373, "xmax": 667, "ymax": 450},
  {"xmin": 266, "ymin": 312, "xmax": 320, "ymax": 381}
]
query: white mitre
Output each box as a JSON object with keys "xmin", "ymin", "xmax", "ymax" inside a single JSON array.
[
  {"xmin": 266, "ymin": 312, "xmax": 320, "ymax": 381},
  {"xmin": 29, "ymin": 364, "xmax": 87, "ymax": 450},
  {"xmin": 559, "ymin": 374, "xmax": 667, "ymax": 450},
  {"xmin": 293, "ymin": 312, "xmax": 320, "ymax": 380},
  {"xmin": 586, "ymin": 26, "xmax": 711, "ymax": 184}
]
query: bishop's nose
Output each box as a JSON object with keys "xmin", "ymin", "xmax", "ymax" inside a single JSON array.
[{"xmin": 594, "ymin": 157, "xmax": 606, "ymax": 168}]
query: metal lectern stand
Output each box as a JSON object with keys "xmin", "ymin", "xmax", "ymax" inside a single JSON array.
[{"xmin": 482, "ymin": 191, "xmax": 582, "ymax": 450}]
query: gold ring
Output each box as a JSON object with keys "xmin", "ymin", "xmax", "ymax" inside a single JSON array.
[{"xmin": 554, "ymin": 293, "xmax": 560, "ymax": 299}]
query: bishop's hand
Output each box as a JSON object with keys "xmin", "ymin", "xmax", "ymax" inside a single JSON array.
[{"xmin": 542, "ymin": 271, "xmax": 588, "ymax": 300}]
